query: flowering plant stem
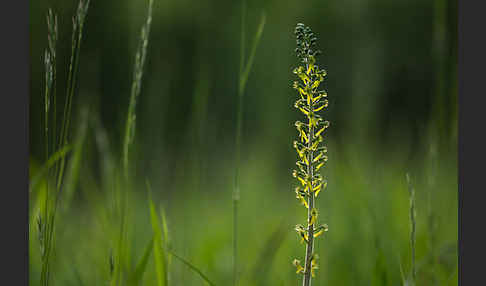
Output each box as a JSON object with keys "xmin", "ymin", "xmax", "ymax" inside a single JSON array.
[
  {"xmin": 291, "ymin": 23, "xmax": 329, "ymax": 286},
  {"xmin": 303, "ymin": 98, "xmax": 315, "ymax": 286}
]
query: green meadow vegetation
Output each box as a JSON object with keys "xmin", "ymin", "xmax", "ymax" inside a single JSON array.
[{"xmin": 29, "ymin": 0, "xmax": 457, "ymax": 285}]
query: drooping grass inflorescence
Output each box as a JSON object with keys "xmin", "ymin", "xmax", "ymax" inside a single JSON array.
[{"xmin": 291, "ymin": 23, "xmax": 329, "ymax": 286}]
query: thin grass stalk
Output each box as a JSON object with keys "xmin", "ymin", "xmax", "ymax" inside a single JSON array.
[
  {"xmin": 46, "ymin": 8, "xmax": 58, "ymax": 178},
  {"xmin": 63, "ymin": 107, "xmax": 89, "ymax": 211},
  {"xmin": 185, "ymin": 55, "xmax": 211, "ymax": 194},
  {"xmin": 44, "ymin": 8, "xmax": 57, "ymax": 229},
  {"xmin": 109, "ymin": 2, "xmax": 154, "ymax": 284},
  {"xmin": 129, "ymin": 238, "xmax": 154, "ymax": 285},
  {"xmin": 43, "ymin": 49, "xmax": 51, "ymax": 251},
  {"xmin": 425, "ymin": 134, "xmax": 439, "ymax": 284},
  {"xmin": 239, "ymin": 0, "xmax": 246, "ymax": 87},
  {"xmin": 39, "ymin": 9, "xmax": 57, "ymax": 285},
  {"xmin": 233, "ymin": 5, "xmax": 265, "ymax": 284},
  {"xmin": 30, "ymin": 145, "xmax": 72, "ymax": 193},
  {"xmin": 51, "ymin": 1, "xmax": 90, "ymax": 236},
  {"xmin": 250, "ymin": 222, "xmax": 288, "ymax": 286},
  {"xmin": 38, "ymin": 2, "xmax": 90, "ymax": 285},
  {"xmin": 123, "ymin": 0, "xmax": 153, "ymax": 179},
  {"xmin": 50, "ymin": 0, "xmax": 90, "ymax": 235},
  {"xmin": 168, "ymin": 250, "xmax": 216, "ymax": 286},
  {"xmin": 50, "ymin": 15, "xmax": 58, "ymax": 184},
  {"xmin": 55, "ymin": 0, "xmax": 90, "ymax": 193},
  {"xmin": 406, "ymin": 173, "xmax": 417, "ymax": 285},
  {"xmin": 232, "ymin": 2, "xmax": 246, "ymax": 284}
]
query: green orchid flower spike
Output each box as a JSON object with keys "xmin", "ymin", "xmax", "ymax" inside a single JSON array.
[{"xmin": 291, "ymin": 23, "xmax": 330, "ymax": 286}]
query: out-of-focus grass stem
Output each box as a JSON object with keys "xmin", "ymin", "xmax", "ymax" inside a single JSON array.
[
  {"xmin": 233, "ymin": 2, "xmax": 265, "ymax": 285},
  {"xmin": 406, "ymin": 173, "xmax": 416, "ymax": 285}
]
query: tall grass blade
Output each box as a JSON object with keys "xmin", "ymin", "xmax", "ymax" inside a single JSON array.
[
  {"xmin": 398, "ymin": 255, "xmax": 407, "ymax": 286},
  {"xmin": 63, "ymin": 107, "xmax": 89, "ymax": 211},
  {"xmin": 250, "ymin": 222, "xmax": 288, "ymax": 286},
  {"xmin": 160, "ymin": 206, "xmax": 172, "ymax": 272},
  {"xmin": 90, "ymin": 112, "xmax": 116, "ymax": 210},
  {"xmin": 111, "ymin": 199, "xmax": 128, "ymax": 286},
  {"xmin": 168, "ymin": 250, "xmax": 216, "ymax": 286},
  {"xmin": 147, "ymin": 180, "xmax": 168, "ymax": 286},
  {"xmin": 239, "ymin": 11, "xmax": 266, "ymax": 95},
  {"xmin": 130, "ymin": 238, "xmax": 154, "ymax": 285},
  {"xmin": 30, "ymin": 145, "xmax": 72, "ymax": 193}
]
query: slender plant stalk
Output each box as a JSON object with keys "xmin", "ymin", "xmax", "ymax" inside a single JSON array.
[
  {"xmin": 129, "ymin": 237, "xmax": 154, "ymax": 284},
  {"xmin": 291, "ymin": 23, "xmax": 329, "ymax": 286},
  {"xmin": 406, "ymin": 173, "xmax": 416, "ymax": 285},
  {"xmin": 123, "ymin": 0, "xmax": 153, "ymax": 179},
  {"xmin": 63, "ymin": 107, "xmax": 89, "ymax": 211},
  {"xmin": 39, "ymin": 10, "xmax": 56, "ymax": 285},
  {"xmin": 250, "ymin": 222, "xmax": 288, "ymax": 286},
  {"xmin": 148, "ymin": 179, "xmax": 216, "ymax": 286},
  {"xmin": 38, "ymin": 2, "xmax": 90, "ymax": 285},
  {"xmin": 109, "ymin": 1, "xmax": 154, "ymax": 284},
  {"xmin": 233, "ymin": 2, "xmax": 246, "ymax": 284},
  {"xmin": 426, "ymin": 137, "xmax": 438, "ymax": 283},
  {"xmin": 30, "ymin": 145, "xmax": 72, "ymax": 193},
  {"xmin": 233, "ymin": 3, "xmax": 265, "ymax": 285},
  {"xmin": 55, "ymin": 0, "xmax": 90, "ymax": 193},
  {"xmin": 168, "ymin": 250, "xmax": 216, "ymax": 286},
  {"xmin": 43, "ymin": 9, "xmax": 57, "ymax": 240}
]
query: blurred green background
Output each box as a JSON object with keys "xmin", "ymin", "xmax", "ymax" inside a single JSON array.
[{"xmin": 29, "ymin": 0, "xmax": 457, "ymax": 285}]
